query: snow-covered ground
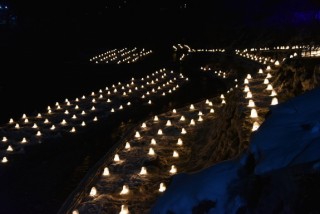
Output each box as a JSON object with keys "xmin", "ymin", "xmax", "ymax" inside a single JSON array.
[
  {"xmin": 60, "ymin": 48, "xmax": 320, "ymax": 214},
  {"xmin": 0, "ymin": 68, "xmax": 188, "ymax": 165}
]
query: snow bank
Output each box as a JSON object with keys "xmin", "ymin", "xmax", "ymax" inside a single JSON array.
[{"xmin": 151, "ymin": 87, "xmax": 320, "ymax": 213}]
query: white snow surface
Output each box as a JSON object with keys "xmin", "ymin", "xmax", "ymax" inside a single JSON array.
[{"xmin": 150, "ymin": 87, "xmax": 320, "ymax": 214}]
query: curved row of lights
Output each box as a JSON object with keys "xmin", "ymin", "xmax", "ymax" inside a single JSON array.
[
  {"xmin": 200, "ymin": 67, "xmax": 228, "ymax": 79},
  {"xmin": 173, "ymin": 44, "xmax": 225, "ymax": 53},
  {"xmin": 73, "ymin": 46, "xmax": 278, "ymax": 214},
  {"xmin": 0, "ymin": 68, "xmax": 188, "ymax": 164},
  {"xmin": 89, "ymin": 47, "xmax": 153, "ymax": 64},
  {"xmin": 72, "ymin": 93, "xmax": 229, "ymax": 213},
  {"xmin": 236, "ymin": 48, "xmax": 282, "ymax": 132}
]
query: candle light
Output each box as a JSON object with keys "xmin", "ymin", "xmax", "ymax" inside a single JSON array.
[
  {"xmin": 119, "ymin": 184, "xmax": 130, "ymax": 195},
  {"xmin": 266, "ymin": 84, "xmax": 273, "ymax": 90},
  {"xmin": 181, "ymin": 128, "xmax": 187, "ymax": 134},
  {"xmin": 150, "ymin": 138, "xmax": 157, "ymax": 145},
  {"xmin": 173, "ymin": 150, "xmax": 179, "ymax": 157},
  {"xmin": 248, "ymin": 99, "xmax": 255, "ymax": 107},
  {"xmin": 135, "ymin": 131, "xmax": 141, "ymax": 138},
  {"xmin": 244, "ymin": 91, "xmax": 253, "ymax": 99},
  {"xmin": 139, "ymin": 166, "xmax": 147, "ymax": 175},
  {"xmin": 271, "ymin": 97, "xmax": 278, "ymax": 105},
  {"xmin": 119, "ymin": 205, "xmax": 129, "ymax": 214},
  {"xmin": 1, "ymin": 157, "xmax": 8, "ymax": 163},
  {"xmin": 170, "ymin": 165, "xmax": 177, "ymax": 174},
  {"xmin": 125, "ymin": 142, "xmax": 131, "ymax": 149},
  {"xmin": 190, "ymin": 119, "xmax": 195, "ymax": 126},
  {"xmin": 159, "ymin": 183, "xmax": 166, "ymax": 192},
  {"xmin": 252, "ymin": 122, "xmax": 260, "ymax": 131},
  {"xmin": 148, "ymin": 148, "xmax": 155, "ymax": 155},
  {"xmin": 21, "ymin": 137, "xmax": 27, "ymax": 143},
  {"xmin": 114, "ymin": 154, "xmax": 120, "ymax": 162},
  {"xmin": 7, "ymin": 145, "xmax": 13, "ymax": 152},
  {"xmin": 244, "ymin": 85, "xmax": 250, "ymax": 92},
  {"xmin": 89, "ymin": 187, "xmax": 97, "ymax": 197},
  {"xmin": 250, "ymin": 109, "xmax": 258, "ymax": 118},
  {"xmin": 103, "ymin": 167, "xmax": 110, "ymax": 176}
]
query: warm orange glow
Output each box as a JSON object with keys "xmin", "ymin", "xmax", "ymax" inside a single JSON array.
[
  {"xmin": 103, "ymin": 167, "xmax": 110, "ymax": 176},
  {"xmin": 270, "ymin": 90, "xmax": 277, "ymax": 96},
  {"xmin": 159, "ymin": 182, "xmax": 166, "ymax": 192},
  {"xmin": 173, "ymin": 150, "xmax": 179, "ymax": 157},
  {"xmin": 266, "ymin": 84, "xmax": 273, "ymax": 90},
  {"xmin": 1, "ymin": 157, "xmax": 8, "ymax": 163},
  {"xmin": 252, "ymin": 122, "xmax": 260, "ymax": 131},
  {"xmin": 89, "ymin": 187, "xmax": 97, "ymax": 197},
  {"xmin": 135, "ymin": 131, "xmax": 141, "ymax": 138},
  {"xmin": 250, "ymin": 109, "xmax": 258, "ymax": 118},
  {"xmin": 119, "ymin": 204, "xmax": 129, "ymax": 214},
  {"xmin": 148, "ymin": 148, "xmax": 155, "ymax": 155},
  {"xmin": 244, "ymin": 85, "xmax": 250, "ymax": 92},
  {"xmin": 21, "ymin": 137, "xmax": 27, "ymax": 143},
  {"xmin": 7, "ymin": 146, "xmax": 13, "ymax": 152},
  {"xmin": 139, "ymin": 166, "xmax": 147, "ymax": 175},
  {"xmin": 114, "ymin": 154, "xmax": 120, "ymax": 162},
  {"xmin": 248, "ymin": 99, "xmax": 255, "ymax": 107},
  {"xmin": 170, "ymin": 165, "xmax": 177, "ymax": 174},
  {"xmin": 271, "ymin": 97, "xmax": 278, "ymax": 105},
  {"xmin": 246, "ymin": 91, "xmax": 253, "ymax": 99},
  {"xmin": 120, "ymin": 185, "xmax": 129, "ymax": 195},
  {"xmin": 125, "ymin": 142, "xmax": 131, "ymax": 149}
]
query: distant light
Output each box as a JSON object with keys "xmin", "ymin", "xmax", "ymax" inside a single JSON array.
[
  {"xmin": 120, "ymin": 185, "xmax": 129, "ymax": 195},
  {"xmin": 169, "ymin": 165, "xmax": 177, "ymax": 174},
  {"xmin": 89, "ymin": 187, "xmax": 97, "ymax": 197},
  {"xmin": 103, "ymin": 167, "xmax": 110, "ymax": 176}
]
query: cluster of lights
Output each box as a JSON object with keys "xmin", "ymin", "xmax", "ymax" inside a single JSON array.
[
  {"xmin": 89, "ymin": 47, "xmax": 153, "ymax": 64},
  {"xmin": 238, "ymin": 55, "xmax": 280, "ymax": 132},
  {"xmin": 0, "ymin": 68, "xmax": 188, "ymax": 164},
  {"xmin": 70, "ymin": 47, "xmax": 289, "ymax": 212},
  {"xmin": 200, "ymin": 67, "xmax": 227, "ymax": 79},
  {"xmin": 173, "ymin": 44, "xmax": 225, "ymax": 53},
  {"xmin": 236, "ymin": 50, "xmax": 282, "ymax": 66},
  {"xmin": 72, "ymin": 96, "xmax": 220, "ymax": 213},
  {"xmin": 236, "ymin": 44, "xmax": 320, "ymax": 61},
  {"xmin": 301, "ymin": 46, "xmax": 320, "ymax": 57}
]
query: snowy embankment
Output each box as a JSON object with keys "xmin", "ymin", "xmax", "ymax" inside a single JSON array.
[{"xmin": 151, "ymin": 58, "xmax": 320, "ymax": 213}]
